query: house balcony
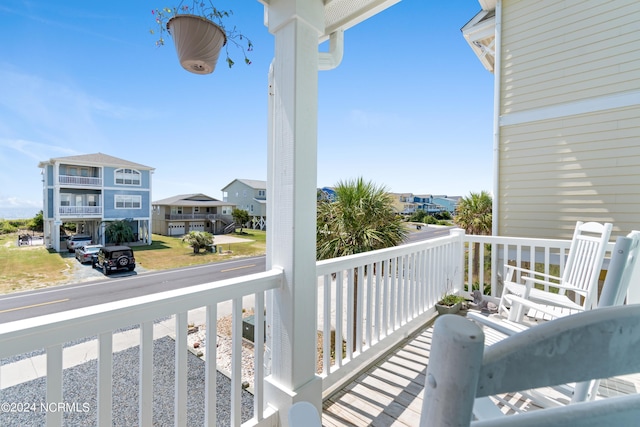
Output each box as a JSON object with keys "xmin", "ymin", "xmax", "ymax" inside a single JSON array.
[
  {"xmin": 59, "ymin": 205, "xmax": 103, "ymax": 217},
  {"xmin": 2, "ymin": 229, "xmax": 632, "ymax": 426},
  {"xmin": 166, "ymin": 213, "xmax": 233, "ymax": 223},
  {"xmin": 58, "ymin": 175, "xmax": 102, "ymax": 187}
]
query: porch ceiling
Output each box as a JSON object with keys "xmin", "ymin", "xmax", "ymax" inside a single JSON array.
[
  {"xmin": 322, "ymin": 0, "xmax": 401, "ymax": 39},
  {"xmin": 258, "ymin": 0, "xmax": 402, "ymax": 40}
]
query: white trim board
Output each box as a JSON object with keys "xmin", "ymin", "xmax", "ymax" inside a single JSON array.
[{"xmin": 500, "ymin": 90, "xmax": 640, "ymax": 127}]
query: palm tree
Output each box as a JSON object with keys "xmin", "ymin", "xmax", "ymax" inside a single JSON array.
[
  {"xmin": 105, "ymin": 220, "xmax": 135, "ymax": 245},
  {"xmin": 454, "ymin": 190, "xmax": 492, "ymax": 281},
  {"xmin": 181, "ymin": 231, "xmax": 214, "ymax": 254},
  {"xmin": 317, "ymin": 177, "xmax": 407, "ymax": 349},
  {"xmin": 317, "ymin": 178, "xmax": 407, "ymax": 259}
]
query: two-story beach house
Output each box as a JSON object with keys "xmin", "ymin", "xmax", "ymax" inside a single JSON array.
[
  {"xmin": 462, "ymin": 0, "xmax": 640, "ymax": 239},
  {"xmin": 38, "ymin": 153, "xmax": 154, "ymax": 252},
  {"xmin": 151, "ymin": 194, "xmax": 235, "ymax": 236},
  {"xmin": 221, "ymin": 179, "xmax": 267, "ymax": 230}
]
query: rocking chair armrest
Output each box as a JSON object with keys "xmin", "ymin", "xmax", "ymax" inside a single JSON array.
[
  {"xmin": 503, "ymin": 265, "xmax": 561, "ymax": 283},
  {"xmin": 521, "ymin": 277, "xmax": 588, "ymax": 296}
]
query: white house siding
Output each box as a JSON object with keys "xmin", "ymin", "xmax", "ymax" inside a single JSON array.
[
  {"xmin": 497, "ymin": 0, "xmax": 640, "ymax": 239},
  {"xmin": 499, "ymin": 105, "xmax": 640, "ymax": 238},
  {"xmin": 501, "ymin": 0, "xmax": 640, "ymax": 115}
]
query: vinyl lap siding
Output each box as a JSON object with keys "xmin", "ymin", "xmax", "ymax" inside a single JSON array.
[
  {"xmin": 499, "ymin": 105, "xmax": 640, "ymax": 238},
  {"xmin": 501, "ymin": 0, "xmax": 640, "ymax": 114}
]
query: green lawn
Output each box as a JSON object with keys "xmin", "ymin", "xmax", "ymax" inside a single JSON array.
[{"xmin": 0, "ymin": 230, "xmax": 267, "ymax": 294}]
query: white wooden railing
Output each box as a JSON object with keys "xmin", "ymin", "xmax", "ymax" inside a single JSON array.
[
  {"xmin": 0, "ymin": 228, "xmax": 616, "ymax": 426},
  {"xmin": 58, "ymin": 175, "xmax": 102, "ymax": 187},
  {"xmin": 464, "ymin": 234, "xmax": 615, "ymax": 299},
  {"xmin": 316, "ymin": 229, "xmax": 465, "ymax": 396},
  {"xmin": 0, "ymin": 269, "xmax": 283, "ymax": 427},
  {"xmin": 58, "ymin": 206, "xmax": 102, "ymax": 216}
]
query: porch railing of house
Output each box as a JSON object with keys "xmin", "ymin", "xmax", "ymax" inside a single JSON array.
[
  {"xmin": 166, "ymin": 214, "xmax": 233, "ymax": 223},
  {"xmin": 58, "ymin": 206, "xmax": 103, "ymax": 216},
  {"xmin": 316, "ymin": 229, "xmax": 465, "ymax": 396},
  {"xmin": 0, "ymin": 269, "xmax": 283, "ymax": 427},
  {"xmin": 463, "ymin": 234, "xmax": 615, "ymax": 300},
  {"xmin": 58, "ymin": 175, "xmax": 102, "ymax": 187},
  {"xmin": 1, "ymin": 228, "xmax": 608, "ymax": 426}
]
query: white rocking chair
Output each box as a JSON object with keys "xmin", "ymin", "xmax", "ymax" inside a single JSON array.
[
  {"xmin": 499, "ymin": 221, "xmax": 613, "ymax": 321},
  {"xmin": 469, "ymin": 231, "xmax": 640, "ymax": 418},
  {"xmin": 420, "ymin": 304, "xmax": 640, "ymax": 426}
]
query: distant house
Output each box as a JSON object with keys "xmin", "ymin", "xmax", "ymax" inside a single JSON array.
[
  {"xmin": 462, "ymin": 0, "xmax": 640, "ymax": 238},
  {"xmin": 389, "ymin": 192, "xmax": 458, "ymax": 216},
  {"xmin": 389, "ymin": 193, "xmax": 417, "ymax": 215},
  {"xmin": 317, "ymin": 187, "xmax": 336, "ymax": 202},
  {"xmin": 152, "ymin": 194, "xmax": 235, "ymax": 236},
  {"xmin": 432, "ymin": 196, "xmax": 461, "ymax": 215},
  {"xmin": 38, "ymin": 153, "xmax": 154, "ymax": 252},
  {"xmin": 222, "ymin": 179, "xmax": 267, "ymax": 230}
]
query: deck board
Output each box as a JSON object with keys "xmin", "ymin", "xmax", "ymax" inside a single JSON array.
[{"xmin": 322, "ymin": 313, "xmax": 640, "ymax": 426}]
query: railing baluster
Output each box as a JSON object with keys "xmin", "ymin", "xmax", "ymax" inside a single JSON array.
[
  {"xmin": 382, "ymin": 260, "xmax": 389, "ymax": 336},
  {"xmin": 231, "ymin": 298, "xmax": 242, "ymax": 427},
  {"xmin": 323, "ymin": 274, "xmax": 331, "ymax": 375},
  {"xmin": 254, "ymin": 292, "xmax": 265, "ymax": 422},
  {"xmin": 98, "ymin": 332, "xmax": 113, "ymax": 426},
  {"xmin": 365, "ymin": 264, "xmax": 372, "ymax": 348},
  {"xmin": 175, "ymin": 312, "xmax": 188, "ymax": 427},
  {"xmin": 390, "ymin": 257, "xmax": 397, "ymax": 330},
  {"xmin": 336, "ymin": 272, "xmax": 343, "ymax": 368},
  {"xmin": 205, "ymin": 305, "xmax": 217, "ymax": 427},
  {"xmin": 347, "ymin": 268, "xmax": 355, "ymax": 359},
  {"xmin": 374, "ymin": 261, "xmax": 381, "ymax": 342},
  {"xmin": 46, "ymin": 344, "xmax": 63, "ymax": 427},
  {"xmin": 139, "ymin": 321, "xmax": 153, "ymax": 427}
]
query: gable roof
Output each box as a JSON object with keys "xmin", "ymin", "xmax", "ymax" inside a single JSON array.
[
  {"xmin": 221, "ymin": 178, "xmax": 267, "ymax": 191},
  {"xmin": 38, "ymin": 153, "xmax": 154, "ymax": 170},
  {"xmin": 153, "ymin": 193, "xmax": 232, "ymax": 207}
]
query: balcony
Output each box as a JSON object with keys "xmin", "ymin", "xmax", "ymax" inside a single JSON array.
[
  {"xmin": 58, "ymin": 175, "xmax": 102, "ymax": 187},
  {"xmin": 3, "ymin": 230, "xmax": 634, "ymax": 426},
  {"xmin": 58, "ymin": 205, "xmax": 102, "ymax": 217}
]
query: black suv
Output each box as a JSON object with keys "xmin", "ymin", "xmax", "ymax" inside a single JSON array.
[{"xmin": 93, "ymin": 246, "xmax": 135, "ymax": 275}]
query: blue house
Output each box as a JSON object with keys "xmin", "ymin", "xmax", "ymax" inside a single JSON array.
[{"xmin": 38, "ymin": 153, "xmax": 155, "ymax": 252}]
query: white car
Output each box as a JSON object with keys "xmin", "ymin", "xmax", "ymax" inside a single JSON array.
[{"xmin": 67, "ymin": 235, "xmax": 92, "ymax": 252}]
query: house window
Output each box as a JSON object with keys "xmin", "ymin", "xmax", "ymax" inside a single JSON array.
[
  {"xmin": 115, "ymin": 195, "xmax": 141, "ymax": 209},
  {"xmin": 258, "ymin": 190, "xmax": 265, "ymax": 197},
  {"xmin": 171, "ymin": 206, "xmax": 183, "ymax": 215},
  {"xmin": 194, "ymin": 207, "xmax": 200, "ymax": 213},
  {"xmin": 115, "ymin": 168, "xmax": 141, "ymax": 186},
  {"xmin": 60, "ymin": 194, "xmax": 71, "ymax": 207},
  {"xmin": 67, "ymin": 167, "xmax": 77, "ymax": 176},
  {"xmin": 87, "ymin": 195, "xmax": 97, "ymax": 207}
]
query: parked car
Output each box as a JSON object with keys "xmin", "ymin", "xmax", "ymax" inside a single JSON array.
[
  {"xmin": 75, "ymin": 244, "xmax": 102, "ymax": 264},
  {"xmin": 93, "ymin": 246, "xmax": 135, "ymax": 275},
  {"xmin": 67, "ymin": 235, "xmax": 92, "ymax": 253}
]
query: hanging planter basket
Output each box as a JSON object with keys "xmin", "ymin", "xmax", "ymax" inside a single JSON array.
[{"xmin": 167, "ymin": 14, "xmax": 227, "ymax": 75}]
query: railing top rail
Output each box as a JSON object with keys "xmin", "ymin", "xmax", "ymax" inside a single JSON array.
[
  {"xmin": 316, "ymin": 233, "xmax": 462, "ymax": 276},
  {"xmin": 465, "ymin": 234, "xmax": 616, "ymax": 252},
  {"xmin": 0, "ymin": 268, "xmax": 283, "ymax": 358},
  {"xmin": 465, "ymin": 234, "xmax": 570, "ymax": 246}
]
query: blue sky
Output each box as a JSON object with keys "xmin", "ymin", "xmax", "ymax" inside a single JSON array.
[{"xmin": 0, "ymin": 0, "xmax": 494, "ymax": 213}]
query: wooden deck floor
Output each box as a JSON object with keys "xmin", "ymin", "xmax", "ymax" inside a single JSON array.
[
  {"xmin": 321, "ymin": 314, "xmax": 640, "ymax": 426},
  {"xmin": 322, "ymin": 326, "xmax": 433, "ymax": 426}
]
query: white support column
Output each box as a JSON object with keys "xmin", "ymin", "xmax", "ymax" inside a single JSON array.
[{"xmin": 264, "ymin": 0, "xmax": 324, "ymax": 425}]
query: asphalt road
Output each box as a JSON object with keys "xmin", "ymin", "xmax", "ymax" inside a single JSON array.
[
  {"xmin": 0, "ymin": 225, "xmax": 454, "ymax": 324},
  {"xmin": 0, "ymin": 256, "xmax": 266, "ymax": 324}
]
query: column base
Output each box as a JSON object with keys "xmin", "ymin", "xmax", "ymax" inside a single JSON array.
[{"xmin": 264, "ymin": 374, "xmax": 323, "ymax": 427}]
